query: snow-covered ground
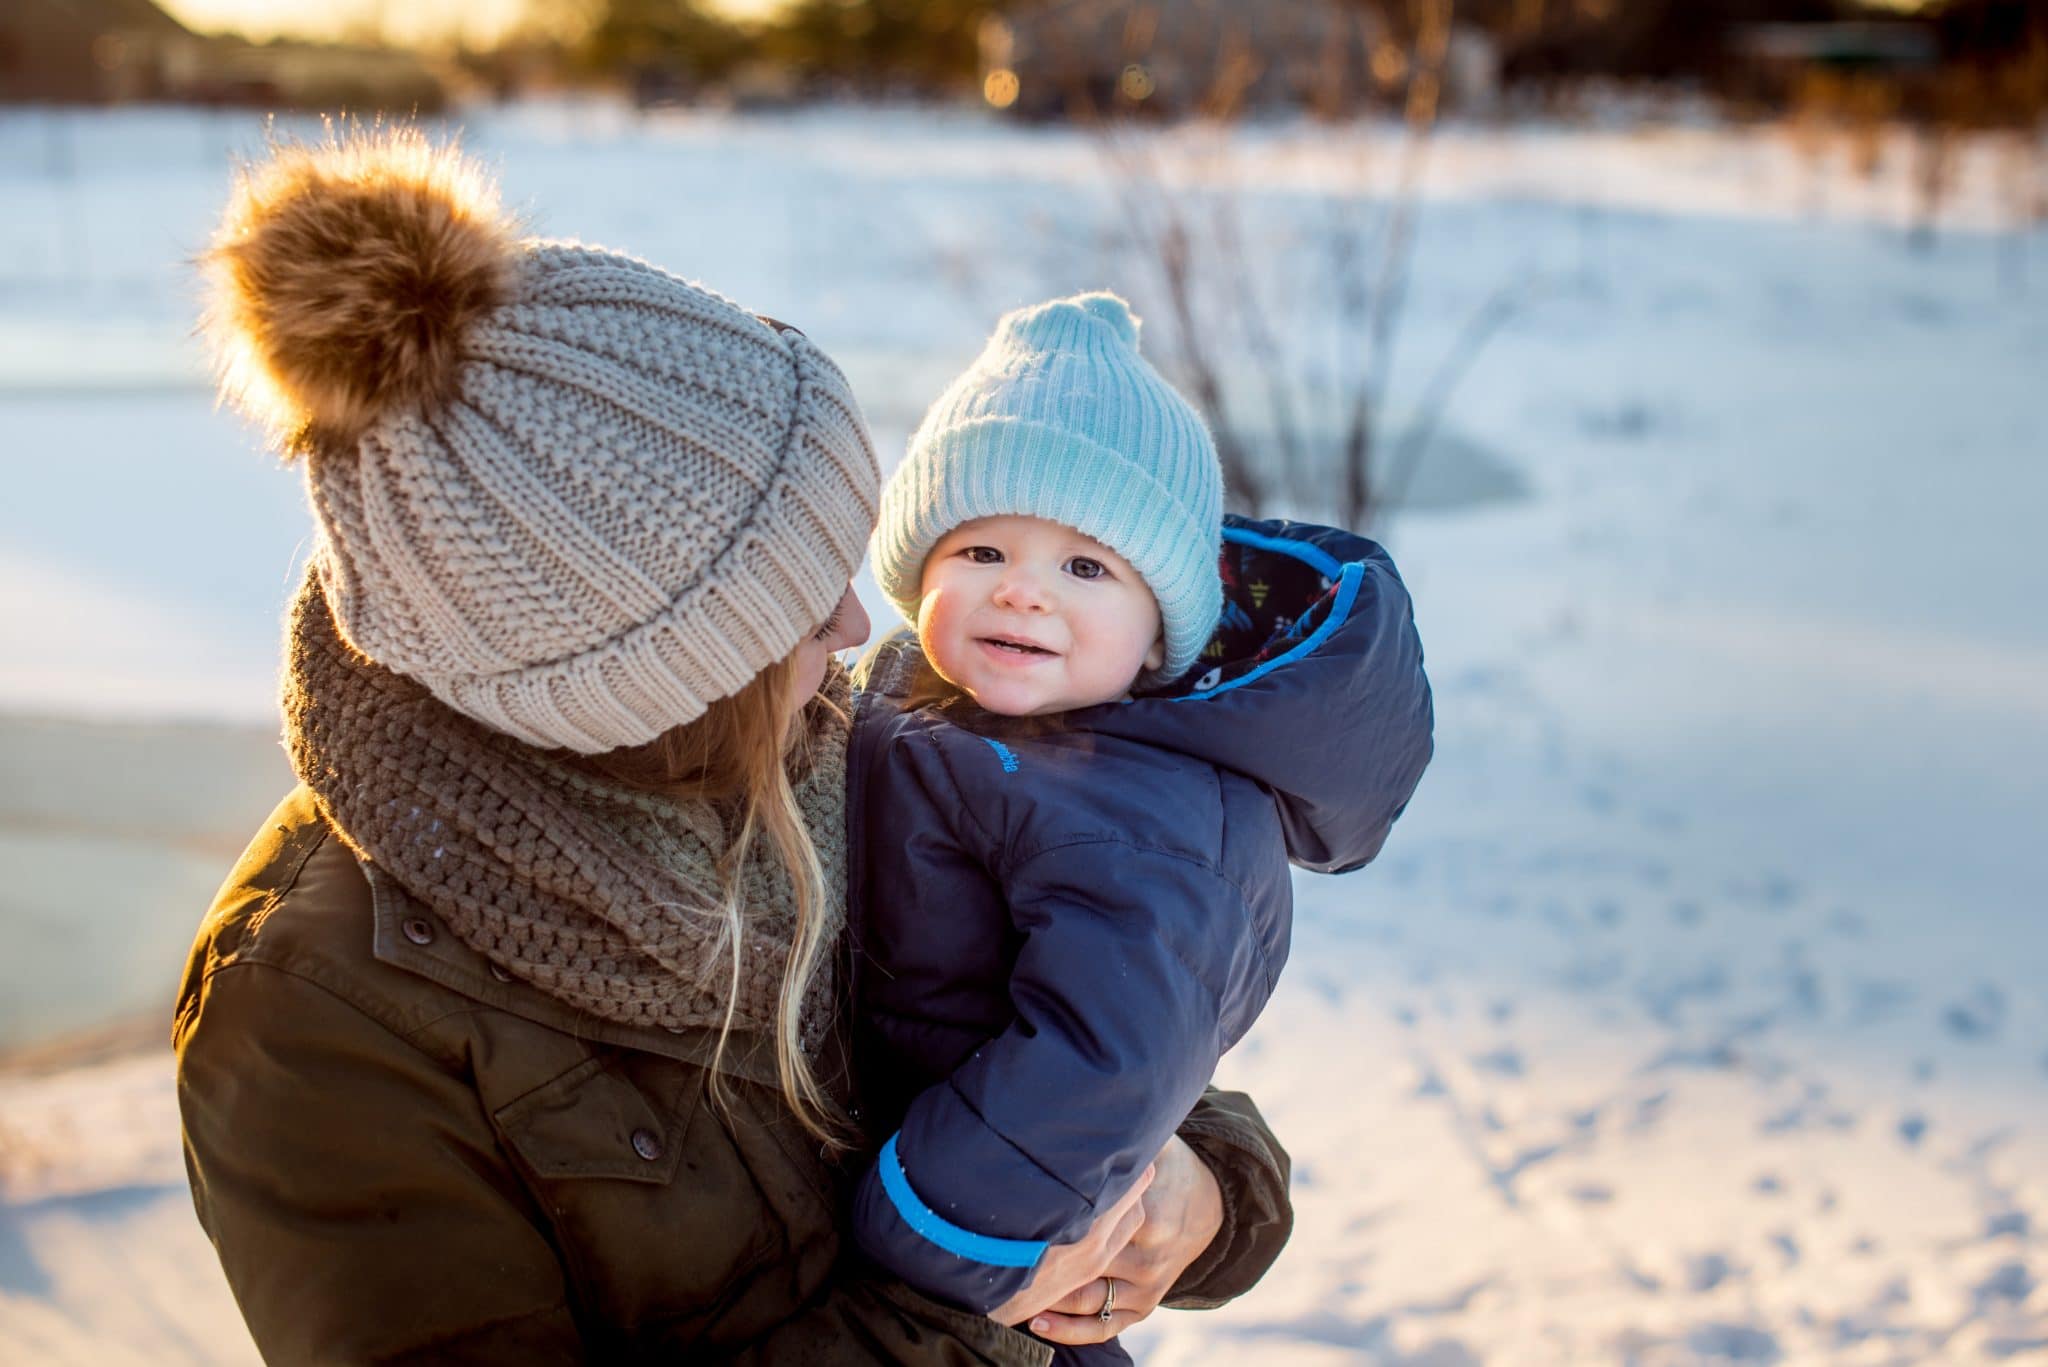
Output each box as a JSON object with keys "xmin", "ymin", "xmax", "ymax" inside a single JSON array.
[{"xmin": 1, "ymin": 101, "xmax": 2044, "ymax": 1364}]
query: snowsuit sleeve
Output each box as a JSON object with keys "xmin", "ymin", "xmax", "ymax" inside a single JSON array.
[{"xmin": 850, "ymin": 837, "xmax": 1274, "ymax": 1313}]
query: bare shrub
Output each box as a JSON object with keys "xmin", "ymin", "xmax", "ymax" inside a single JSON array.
[{"xmin": 1025, "ymin": 0, "xmax": 1520, "ymax": 530}]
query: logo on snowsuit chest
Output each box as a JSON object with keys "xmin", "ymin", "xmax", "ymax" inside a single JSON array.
[{"xmin": 982, "ymin": 738, "xmax": 1021, "ymax": 774}]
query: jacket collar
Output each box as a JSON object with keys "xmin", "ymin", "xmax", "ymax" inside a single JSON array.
[{"xmin": 364, "ymin": 859, "xmax": 851, "ymax": 1099}]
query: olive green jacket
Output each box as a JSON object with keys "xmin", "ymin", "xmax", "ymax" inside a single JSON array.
[{"xmin": 175, "ymin": 788, "xmax": 1294, "ymax": 1364}]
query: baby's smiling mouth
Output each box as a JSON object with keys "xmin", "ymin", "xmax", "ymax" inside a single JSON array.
[{"xmin": 979, "ymin": 635, "xmax": 1055, "ymax": 656}]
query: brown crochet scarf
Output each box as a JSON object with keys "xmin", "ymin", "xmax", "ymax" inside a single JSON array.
[{"xmin": 280, "ymin": 570, "xmax": 848, "ymax": 1046}]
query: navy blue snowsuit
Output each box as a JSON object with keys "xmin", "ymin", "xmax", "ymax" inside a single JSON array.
[{"xmin": 845, "ymin": 516, "xmax": 1433, "ymax": 1359}]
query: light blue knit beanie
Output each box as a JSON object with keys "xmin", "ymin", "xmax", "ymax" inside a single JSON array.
[{"xmin": 873, "ymin": 291, "xmax": 1223, "ymax": 684}]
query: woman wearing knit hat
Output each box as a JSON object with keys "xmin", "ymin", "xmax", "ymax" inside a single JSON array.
[
  {"xmin": 842, "ymin": 293, "xmax": 1435, "ymax": 1362},
  {"xmin": 172, "ymin": 131, "xmax": 1296, "ymax": 1363}
]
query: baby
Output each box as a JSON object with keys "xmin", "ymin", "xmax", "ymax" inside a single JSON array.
[{"xmin": 846, "ymin": 292, "xmax": 1433, "ymax": 1362}]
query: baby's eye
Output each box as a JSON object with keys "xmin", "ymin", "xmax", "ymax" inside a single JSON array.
[
  {"xmin": 962, "ymin": 545, "xmax": 1003, "ymax": 565},
  {"xmin": 1065, "ymin": 557, "xmax": 1106, "ymax": 580}
]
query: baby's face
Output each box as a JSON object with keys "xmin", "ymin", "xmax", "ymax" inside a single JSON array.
[{"xmin": 917, "ymin": 515, "xmax": 1164, "ymax": 718}]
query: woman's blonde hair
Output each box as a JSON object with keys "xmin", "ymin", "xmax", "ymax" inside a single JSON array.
[{"xmin": 575, "ymin": 653, "xmax": 848, "ymax": 1148}]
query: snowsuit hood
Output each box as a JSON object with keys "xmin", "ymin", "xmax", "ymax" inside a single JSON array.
[{"xmin": 1087, "ymin": 515, "xmax": 1434, "ymax": 873}]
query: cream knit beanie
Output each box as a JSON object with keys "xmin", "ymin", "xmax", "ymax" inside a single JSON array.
[{"xmin": 205, "ymin": 130, "xmax": 878, "ymax": 753}]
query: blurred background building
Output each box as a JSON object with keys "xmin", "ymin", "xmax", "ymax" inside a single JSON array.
[
  {"xmin": 1, "ymin": 0, "xmax": 445, "ymax": 109},
  {"xmin": 2, "ymin": 1, "xmax": 2043, "ymax": 130}
]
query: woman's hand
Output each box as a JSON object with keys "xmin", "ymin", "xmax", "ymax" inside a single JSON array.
[
  {"xmin": 1025, "ymin": 1134, "xmax": 1225, "ymax": 1346},
  {"xmin": 987, "ymin": 1163, "xmax": 1154, "ymax": 1328}
]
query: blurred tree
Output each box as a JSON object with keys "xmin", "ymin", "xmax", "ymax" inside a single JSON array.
[
  {"xmin": 1060, "ymin": 0, "xmax": 1519, "ymax": 528},
  {"xmin": 523, "ymin": 0, "xmax": 750, "ymax": 88},
  {"xmin": 1461, "ymin": 0, "xmax": 1845, "ymax": 88},
  {"xmin": 760, "ymin": 0, "xmax": 1004, "ymax": 94}
]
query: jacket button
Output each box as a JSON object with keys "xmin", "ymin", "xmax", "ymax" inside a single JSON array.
[
  {"xmin": 631, "ymin": 1129, "xmax": 664, "ymax": 1162},
  {"xmin": 489, "ymin": 963, "xmax": 514, "ymax": 983},
  {"xmin": 401, "ymin": 917, "xmax": 435, "ymax": 946}
]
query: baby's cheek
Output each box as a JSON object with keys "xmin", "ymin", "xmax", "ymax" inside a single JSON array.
[{"xmin": 916, "ymin": 607, "xmax": 970, "ymax": 688}]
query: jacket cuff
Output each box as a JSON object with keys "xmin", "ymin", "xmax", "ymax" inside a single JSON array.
[
  {"xmin": 877, "ymin": 1132, "xmax": 1049, "ymax": 1266},
  {"xmin": 1161, "ymin": 1090, "xmax": 1294, "ymax": 1309},
  {"xmin": 852, "ymin": 1133, "xmax": 1046, "ymax": 1313}
]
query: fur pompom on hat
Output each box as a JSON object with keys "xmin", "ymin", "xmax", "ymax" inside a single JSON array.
[
  {"xmin": 204, "ymin": 128, "xmax": 880, "ymax": 753},
  {"xmin": 205, "ymin": 129, "xmax": 518, "ymax": 454}
]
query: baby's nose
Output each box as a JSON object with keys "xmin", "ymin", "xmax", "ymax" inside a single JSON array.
[{"xmin": 993, "ymin": 567, "xmax": 1053, "ymax": 610}]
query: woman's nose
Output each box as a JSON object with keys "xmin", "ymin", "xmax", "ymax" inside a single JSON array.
[
  {"xmin": 824, "ymin": 586, "xmax": 870, "ymax": 650},
  {"xmin": 842, "ymin": 591, "xmax": 872, "ymax": 648}
]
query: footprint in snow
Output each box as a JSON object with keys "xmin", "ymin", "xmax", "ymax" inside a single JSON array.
[
  {"xmin": 1826, "ymin": 907, "xmax": 1867, "ymax": 938},
  {"xmin": 1686, "ymin": 1252, "xmax": 1735, "ymax": 1293},
  {"xmin": 1942, "ymin": 983, "xmax": 2007, "ymax": 1040},
  {"xmin": 1848, "ymin": 978, "xmax": 1915, "ymax": 1026},
  {"xmin": 1974, "ymin": 1261, "xmax": 2036, "ymax": 1308},
  {"xmin": 1653, "ymin": 1040, "xmax": 1742, "ymax": 1074},
  {"xmin": 1985, "ymin": 1211, "xmax": 2030, "ymax": 1240},
  {"xmin": 1726, "ymin": 871, "xmax": 1801, "ymax": 913},
  {"xmin": 1559, "ymin": 952, "xmax": 1626, "ymax": 992},
  {"xmin": 1639, "ymin": 961, "xmax": 1731, "ymax": 1026},
  {"xmin": 1471, "ymin": 1047, "xmax": 1525, "ymax": 1078},
  {"xmin": 1682, "ymin": 1322, "xmax": 1781, "ymax": 1362},
  {"xmin": 1644, "ymin": 807, "xmax": 1685, "ymax": 832},
  {"xmin": 1306, "ymin": 975, "xmax": 1346, "ymax": 1007}
]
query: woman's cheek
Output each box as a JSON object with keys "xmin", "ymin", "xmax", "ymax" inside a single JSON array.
[{"xmin": 788, "ymin": 641, "xmax": 828, "ymax": 715}]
